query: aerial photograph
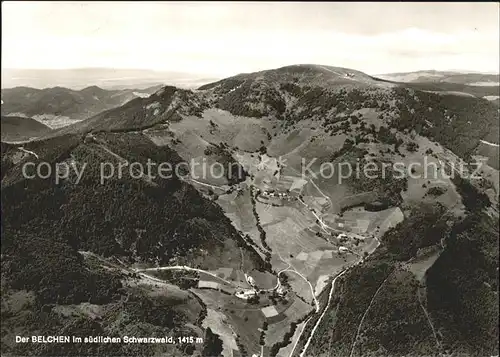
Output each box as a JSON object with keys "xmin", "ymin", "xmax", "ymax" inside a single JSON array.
[{"xmin": 1, "ymin": 2, "xmax": 499, "ymax": 357}]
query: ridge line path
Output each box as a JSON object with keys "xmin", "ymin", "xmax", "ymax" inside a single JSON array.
[{"xmin": 480, "ymin": 139, "xmax": 500, "ymax": 147}]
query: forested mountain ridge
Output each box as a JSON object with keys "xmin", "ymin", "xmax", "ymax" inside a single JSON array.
[{"xmin": 0, "ymin": 85, "xmax": 163, "ymax": 129}]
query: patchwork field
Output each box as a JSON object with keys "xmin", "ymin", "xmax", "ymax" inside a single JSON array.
[
  {"xmin": 154, "ymin": 131, "xmax": 439, "ymax": 356},
  {"xmin": 254, "ymin": 197, "xmax": 376, "ymax": 301}
]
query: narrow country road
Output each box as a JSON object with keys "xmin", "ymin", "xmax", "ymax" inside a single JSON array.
[
  {"xmin": 19, "ymin": 147, "xmax": 39, "ymax": 159},
  {"xmin": 297, "ymin": 269, "xmax": 348, "ymax": 357},
  {"xmin": 288, "ymin": 317, "xmax": 312, "ymax": 357},
  {"xmin": 135, "ymin": 265, "xmax": 237, "ymax": 287},
  {"xmin": 281, "ymin": 268, "xmax": 320, "ymax": 312},
  {"xmin": 286, "ymin": 234, "xmax": 382, "ymax": 357}
]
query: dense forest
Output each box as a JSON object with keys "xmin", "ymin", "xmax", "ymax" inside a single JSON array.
[
  {"xmin": 0, "ymin": 131, "xmax": 268, "ymax": 356},
  {"xmin": 2, "ymin": 132, "xmax": 267, "ymax": 269},
  {"xmin": 426, "ymin": 212, "xmax": 499, "ymax": 356}
]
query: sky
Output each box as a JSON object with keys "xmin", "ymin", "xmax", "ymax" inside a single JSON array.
[{"xmin": 2, "ymin": 2, "xmax": 499, "ymax": 77}]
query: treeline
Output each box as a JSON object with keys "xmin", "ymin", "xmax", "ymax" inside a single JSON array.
[
  {"xmin": 451, "ymin": 174, "xmax": 491, "ymax": 212},
  {"xmin": 202, "ymin": 328, "xmax": 223, "ymax": 357},
  {"xmin": 249, "ymin": 189, "xmax": 273, "ymax": 269},
  {"xmin": 151, "ymin": 270, "xmax": 200, "ymax": 290},
  {"xmin": 269, "ymin": 311, "xmax": 314, "ymax": 357},
  {"xmin": 390, "ymin": 87, "xmax": 499, "ymax": 159},
  {"xmin": 382, "ymin": 203, "xmax": 451, "ymax": 260},
  {"xmin": 1, "ymin": 228, "xmax": 123, "ymax": 306}
]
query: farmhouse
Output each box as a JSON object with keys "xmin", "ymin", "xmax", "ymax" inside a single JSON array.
[
  {"xmin": 235, "ymin": 290, "xmax": 257, "ymax": 300},
  {"xmin": 276, "ymin": 285, "xmax": 286, "ymax": 296},
  {"xmin": 337, "ymin": 233, "xmax": 349, "ymax": 241},
  {"xmin": 339, "ymin": 246, "xmax": 349, "ymax": 253},
  {"xmin": 245, "ymin": 274, "xmax": 257, "ymax": 288}
]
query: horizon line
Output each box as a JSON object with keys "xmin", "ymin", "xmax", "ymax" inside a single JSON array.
[{"xmin": 3, "ymin": 66, "xmax": 499, "ymax": 77}]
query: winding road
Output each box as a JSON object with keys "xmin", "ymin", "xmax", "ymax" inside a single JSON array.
[
  {"xmin": 18, "ymin": 147, "xmax": 39, "ymax": 159},
  {"xmin": 281, "ymin": 268, "xmax": 320, "ymax": 312},
  {"xmin": 287, "ymin": 235, "xmax": 381, "ymax": 357},
  {"xmin": 135, "ymin": 265, "xmax": 237, "ymax": 287},
  {"xmin": 127, "ymin": 153, "xmax": 385, "ymax": 357},
  {"xmin": 294, "ymin": 269, "xmax": 348, "ymax": 357}
]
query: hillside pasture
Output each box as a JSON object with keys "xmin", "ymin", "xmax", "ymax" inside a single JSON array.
[
  {"xmin": 202, "ymin": 308, "xmax": 240, "ymax": 357},
  {"xmin": 170, "ymin": 109, "xmax": 278, "ymax": 152},
  {"xmin": 216, "ymin": 189, "xmax": 264, "ymax": 252},
  {"xmin": 329, "ymin": 206, "xmax": 405, "ymax": 239},
  {"xmin": 265, "ymin": 296, "xmax": 313, "ymax": 347},
  {"xmin": 400, "ymin": 135, "xmax": 463, "ymax": 213},
  {"xmin": 407, "ymin": 247, "xmax": 442, "ymax": 282},
  {"xmin": 247, "ymin": 270, "xmax": 277, "ymax": 290},
  {"xmin": 193, "ymin": 288, "xmax": 267, "ymax": 357}
]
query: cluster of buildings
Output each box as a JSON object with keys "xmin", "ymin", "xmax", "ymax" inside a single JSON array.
[
  {"xmin": 235, "ymin": 290, "xmax": 258, "ymax": 300},
  {"xmin": 235, "ymin": 273, "xmax": 286, "ymax": 301},
  {"xmin": 259, "ymin": 189, "xmax": 296, "ymax": 201},
  {"xmin": 235, "ymin": 274, "xmax": 259, "ymax": 300}
]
